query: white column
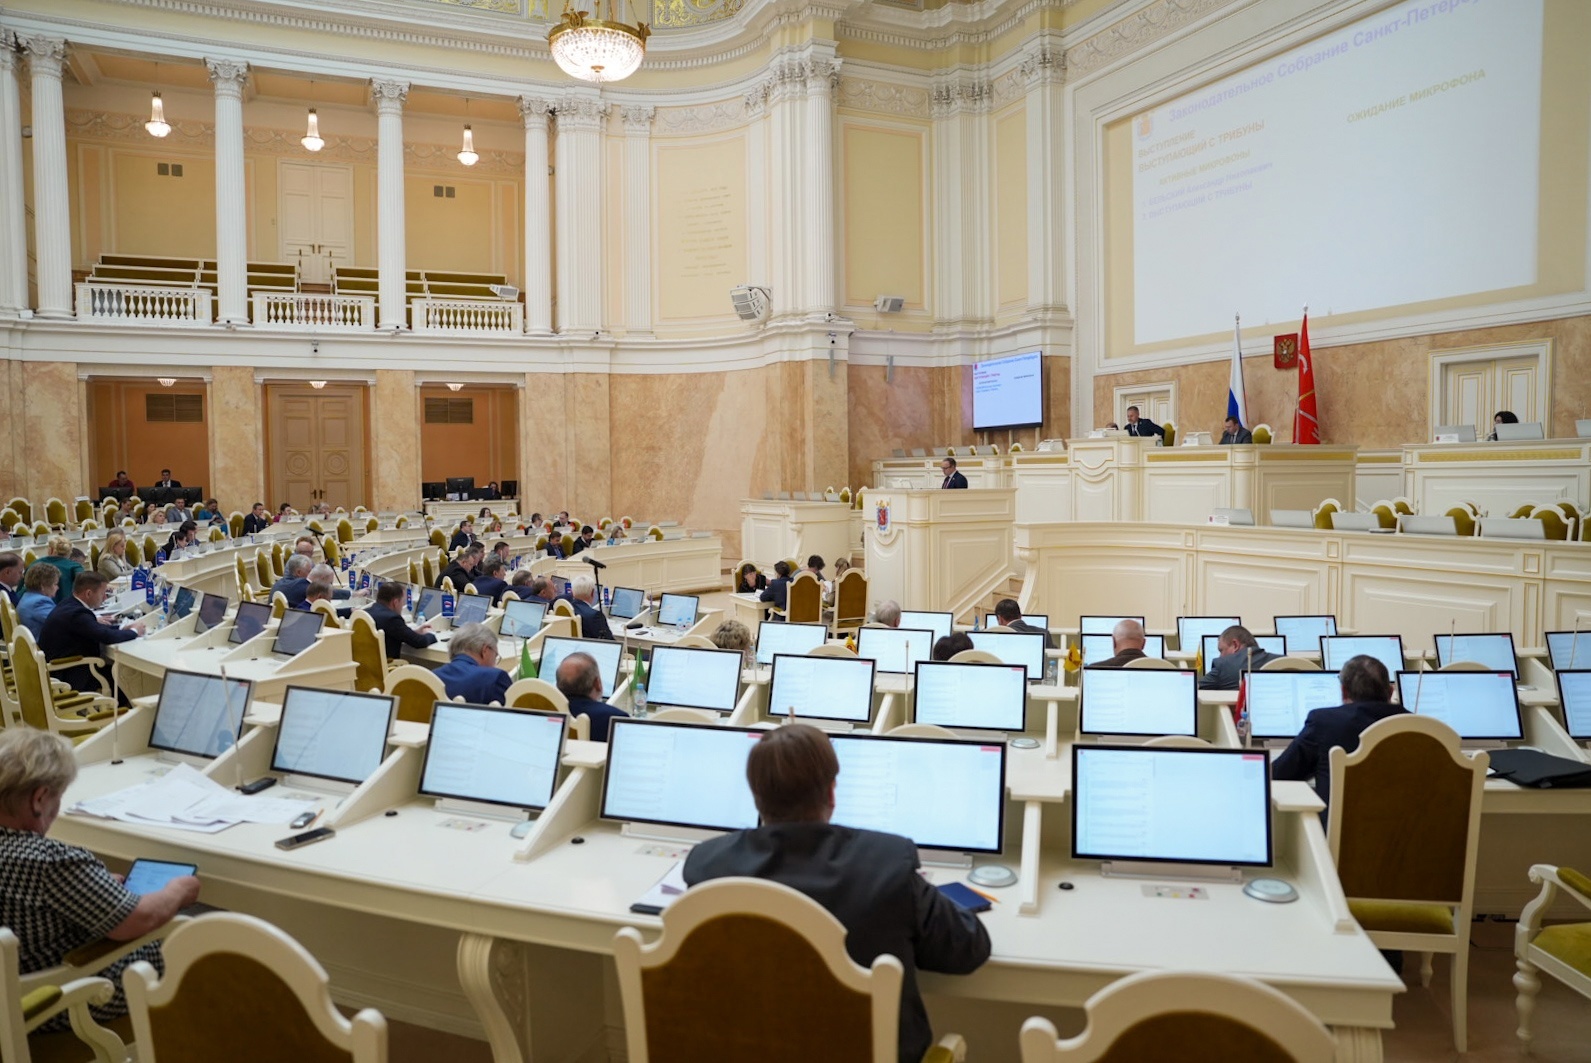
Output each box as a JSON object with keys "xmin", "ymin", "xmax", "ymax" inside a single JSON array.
[
  {"xmin": 518, "ymin": 95, "xmax": 554, "ymax": 335},
  {"xmin": 553, "ymin": 91, "xmax": 607, "ymax": 335},
  {"xmin": 930, "ymin": 72, "xmax": 992, "ymax": 327},
  {"xmin": 371, "ymin": 78, "xmax": 409, "ymax": 331},
  {"xmin": 1022, "ymin": 41, "xmax": 1066, "ymax": 316},
  {"xmin": 0, "ymin": 32, "xmax": 30, "ymax": 313},
  {"xmin": 20, "ymin": 35, "xmax": 70, "ymax": 319},
  {"xmin": 801, "ymin": 50, "xmax": 840, "ymax": 319},
  {"xmin": 619, "ymin": 105, "xmax": 653, "ymax": 336},
  {"xmin": 759, "ymin": 59, "xmax": 799, "ymax": 320},
  {"xmin": 206, "ymin": 58, "xmax": 250, "ymax": 325}
]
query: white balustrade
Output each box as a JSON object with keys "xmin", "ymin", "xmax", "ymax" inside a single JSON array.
[
  {"xmin": 253, "ymin": 292, "xmax": 375, "ymax": 330},
  {"xmin": 411, "ymin": 297, "xmax": 524, "ymax": 335},
  {"xmin": 75, "ymin": 283, "xmax": 212, "ymax": 326}
]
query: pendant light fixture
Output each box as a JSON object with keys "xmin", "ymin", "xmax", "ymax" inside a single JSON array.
[
  {"xmin": 302, "ymin": 80, "xmax": 325, "ymax": 152},
  {"xmin": 457, "ymin": 98, "xmax": 478, "ymax": 167},
  {"xmin": 145, "ymin": 62, "xmax": 170, "ymax": 138}
]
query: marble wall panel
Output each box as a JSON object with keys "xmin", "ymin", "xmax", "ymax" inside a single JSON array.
[
  {"xmin": 20, "ymin": 361, "xmax": 83, "ymax": 504},
  {"xmin": 0, "ymin": 361, "xmax": 21, "ymax": 501},
  {"xmin": 208, "ymin": 366, "xmax": 264, "ymax": 510},
  {"xmin": 520, "ymin": 371, "xmax": 569, "ymax": 516},
  {"xmin": 847, "ymin": 364, "xmax": 934, "ymax": 489},
  {"xmin": 369, "ymin": 369, "xmax": 419, "ymax": 514}
]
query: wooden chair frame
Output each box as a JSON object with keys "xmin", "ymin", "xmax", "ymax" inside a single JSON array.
[{"xmin": 1513, "ymin": 863, "xmax": 1591, "ymax": 1046}]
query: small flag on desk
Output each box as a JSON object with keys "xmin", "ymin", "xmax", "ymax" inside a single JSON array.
[
  {"xmin": 1233, "ymin": 673, "xmax": 1248, "ymax": 727},
  {"xmin": 518, "ymin": 641, "xmax": 537, "ymax": 680}
]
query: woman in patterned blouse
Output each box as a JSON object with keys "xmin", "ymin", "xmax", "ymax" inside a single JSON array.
[{"xmin": 0, "ymin": 729, "xmax": 200, "ymax": 1028}]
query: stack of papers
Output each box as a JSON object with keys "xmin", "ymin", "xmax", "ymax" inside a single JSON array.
[{"xmin": 70, "ymin": 764, "xmax": 318, "ymax": 834}]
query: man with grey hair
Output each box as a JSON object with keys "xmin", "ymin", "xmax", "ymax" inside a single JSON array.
[
  {"xmin": 433, "ymin": 622, "xmax": 512, "ymax": 704},
  {"xmin": 0, "ymin": 729, "xmax": 199, "ymax": 1029},
  {"xmin": 874, "ymin": 600, "xmax": 902, "ymax": 628},
  {"xmin": 308, "ymin": 562, "xmax": 353, "ymax": 602},
  {"xmin": 569, "ymin": 574, "xmax": 615, "ymax": 641},
  {"xmin": 555, "ymin": 651, "xmax": 627, "ymax": 741},
  {"xmin": 1092, "ymin": 618, "xmax": 1149, "ymax": 668},
  {"xmin": 1199, "ymin": 624, "xmax": 1281, "ymax": 690},
  {"xmin": 269, "ymin": 553, "xmax": 314, "ymax": 607}
]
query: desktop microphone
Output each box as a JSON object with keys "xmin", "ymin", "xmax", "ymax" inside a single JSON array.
[
  {"xmin": 582, "ymin": 556, "xmax": 607, "ymax": 570},
  {"xmin": 221, "ymin": 665, "xmax": 243, "ymax": 792},
  {"xmin": 109, "ymin": 659, "xmax": 124, "ymax": 766},
  {"xmin": 1572, "ymin": 615, "xmax": 1584, "ymax": 670}
]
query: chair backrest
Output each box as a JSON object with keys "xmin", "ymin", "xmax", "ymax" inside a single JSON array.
[
  {"xmin": 1369, "ymin": 503, "xmax": 1397, "ymax": 530},
  {"xmin": 948, "ymin": 649, "xmax": 1003, "ymax": 665},
  {"xmin": 1259, "ymin": 657, "xmax": 1318, "ymax": 672},
  {"xmin": 270, "ymin": 594, "xmax": 289, "ymax": 620},
  {"xmin": 255, "ymin": 550, "xmax": 273, "ymax": 589},
  {"xmin": 229, "ymin": 512, "xmax": 245, "ymax": 538},
  {"xmin": 1161, "ymin": 421, "xmax": 1177, "ymax": 448},
  {"xmin": 383, "ymin": 666, "xmax": 448, "ymax": 725},
  {"xmin": 833, "ymin": 570, "xmax": 867, "ymax": 624},
  {"xmin": 503, "ymin": 677, "xmax": 569, "ymax": 714},
  {"xmin": 1328, "ymin": 714, "xmax": 1486, "ymax": 907},
  {"xmin": 671, "ymin": 635, "xmax": 716, "ymax": 649},
  {"xmin": 1530, "ymin": 504, "xmax": 1572, "ymax": 541},
  {"xmin": 1124, "ymin": 656, "xmax": 1177, "ymax": 670},
  {"xmin": 407, "ymin": 559, "xmax": 422, "ymax": 586},
  {"xmin": 439, "ymin": 577, "xmax": 455, "ymax": 596},
  {"xmin": 1017, "ymin": 970, "xmax": 1334, "ymax": 1063},
  {"xmin": 1312, "ymin": 499, "xmax": 1340, "ymax": 530},
  {"xmin": 1443, "ymin": 506, "xmax": 1477, "ymax": 537},
  {"xmin": 422, "ymin": 556, "xmax": 437, "ymax": 588},
  {"xmin": 648, "ymin": 526, "xmax": 663, "ymax": 541},
  {"xmin": 322, "ymin": 538, "xmax": 341, "ymax": 567},
  {"xmin": 235, "ymin": 556, "xmax": 250, "ymax": 593},
  {"xmin": 430, "ymin": 528, "xmax": 447, "ymax": 550},
  {"xmin": 1143, "ymin": 735, "xmax": 1212, "ymax": 748},
  {"xmin": 552, "ymin": 599, "xmax": 577, "ymax": 619},
  {"xmin": 1252, "ymin": 423, "xmax": 1273, "ymax": 445},
  {"xmin": 884, "ymin": 722, "xmax": 958, "ymax": 739},
  {"xmin": 786, "ymin": 572, "xmax": 823, "ymax": 624},
  {"xmin": 1436, "ymin": 660, "xmax": 1488, "ymax": 672},
  {"xmin": 44, "ymin": 499, "xmax": 66, "ymax": 526},
  {"xmin": 366, "ymin": 517, "xmax": 379, "ymax": 534},
  {"xmin": 8, "ymin": 631, "xmax": 54, "ymax": 731},
  {"xmin": 0, "ymin": 509, "xmax": 18, "ymax": 532},
  {"xmin": 124, "ymin": 539, "xmax": 142, "ymax": 567},
  {"xmin": 613, "ymin": 877, "xmax": 901, "ymax": 1063},
  {"xmin": 7, "ymin": 500, "xmax": 28, "ymax": 524},
  {"xmin": 74, "ymin": 498, "xmax": 94, "ymax": 523},
  {"xmin": 126, "ymin": 912, "xmax": 386, "ymax": 1063},
  {"xmin": 336, "ymin": 519, "xmax": 354, "ymax": 544},
  {"xmin": 0, "ymin": 595, "xmax": 15, "ymax": 643},
  {"xmin": 308, "ymin": 600, "xmax": 340, "ymax": 630},
  {"xmin": 270, "ymin": 542, "xmax": 286, "ymax": 578},
  {"xmin": 807, "ymin": 643, "xmax": 856, "ymax": 658},
  {"xmin": 649, "ymin": 707, "xmax": 718, "ymax": 725}
]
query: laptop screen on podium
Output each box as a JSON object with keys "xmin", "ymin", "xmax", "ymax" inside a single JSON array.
[
  {"xmin": 656, "ymin": 594, "xmax": 699, "ymax": 628},
  {"xmin": 1245, "ymin": 671, "xmax": 1342, "ymax": 740},
  {"xmin": 149, "ymin": 669, "xmax": 254, "ymax": 759},
  {"xmin": 755, "ymin": 622, "xmax": 828, "ymax": 665},
  {"xmin": 1396, "ymin": 671, "xmax": 1522, "ymax": 740},
  {"xmin": 272, "ymin": 610, "xmax": 325, "ymax": 657},
  {"xmin": 1547, "ymin": 632, "xmax": 1591, "ymax": 672},
  {"xmin": 830, "ymin": 734, "xmax": 1007, "ymax": 853},
  {"xmin": 1273, "ymin": 615, "xmax": 1338, "ymax": 654},
  {"xmin": 898, "ymin": 611, "xmax": 954, "ymax": 644},
  {"xmin": 1081, "ymin": 615, "xmax": 1144, "ymax": 635},
  {"xmin": 1199, "ymin": 634, "xmax": 1285, "ymax": 668},
  {"xmin": 608, "ymin": 587, "xmax": 646, "ymax": 620},
  {"xmin": 1177, "ymin": 616, "xmax": 1241, "ymax": 652},
  {"xmin": 194, "ymin": 593, "xmax": 228, "ymax": 635},
  {"xmin": 911, "ymin": 661, "xmax": 1028, "ymax": 732},
  {"xmin": 647, "ymin": 645, "xmax": 742, "ymax": 713},
  {"xmin": 769, "ymin": 654, "xmax": 876, "ymax": 723},
  {"xmin": 600, "ymin": 720, "xmax": 761, "ymax": 832},
  {"xmin": 1079, "ymin": 668, "xmax": 1197, "ymax": 737},
  {"xmin": 270, "ymin": 687, "xmax": 395, "ymax": 785},
  {"xmin": 229, "ymin": 600, "xmax": 272, "ymax": 645},
  {"xmin": 1072, "ymin": 745, "xmax": 1273, "ymax": 867},
  {"xmin": 419, "ymin": 704, "xmax": 566, "ymax": 811}
]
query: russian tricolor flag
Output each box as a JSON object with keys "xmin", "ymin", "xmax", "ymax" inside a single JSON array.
[{"xmin": 1227, "ymin": 314, "xmax": 1248, "ymax": 428}]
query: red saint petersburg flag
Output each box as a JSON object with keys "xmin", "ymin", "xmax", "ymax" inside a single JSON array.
[{"xmin": 1294, "ymin": 309, "xmax": 1320, "ymax": 444}]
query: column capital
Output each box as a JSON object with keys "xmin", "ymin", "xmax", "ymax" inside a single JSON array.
[
  {"xmin": 518, "ymin": 95, "xmax": 555, "ymax": 128},
  {"xmin": 18, "ymin": 35, "xmax": 67, "ymax": 79},
  {"xmin": 1018, "ymin": 42, "xmax": 1065, "ymax": 87},
  {"xmin": 619, "ymin": 105, "xmax": 655, "ymax": 133},
  {"xmin": 0, "ymin": 31, "xmax": 19, "ymax": 74},
  {"xmin": 204, "ymin": 58, "xmax": 250, "ymax": 96},
  {"xmin": 370, "ymin": 78, "xmax": 410, "ymax": 115},
  {"xmin": 555, "ymin": 93, "xmax": 608, "ymax": 133}
]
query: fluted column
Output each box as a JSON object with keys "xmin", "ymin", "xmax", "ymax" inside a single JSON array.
[
  {"xmin": 371, "ymin": 78, "xmax": 410, "ymax": 330},
  {"xmin": 553, "ymin": 91, "xmax": 607, "ymax": 335},
  {"xmin": 801, "ymin": 51, "xmax": 840, "ymax": 319},
  {"xmin": 0, "ymin": 33, "xmax": 29, "ymax": 313},
  {"xmin": 206, "ymin": 58, "xmax": 250, "ymax": 325},
  {"xmin": 518, "ymin": 95, "xmax": 554, "ymax": 335},
  {"xmin": 20, "ymin": 35, "xmax": 70, "ymax": 318},
  {"xmin": 1022, "ymin": 41, "xmax": 1066, "ymax": 315},
  {"xmin": 620, "ymin": 105, "xmax": 654, "ymax": 336},
  {"xmin": 929, "ymin": 72, "xmax": 993, "ymax": 327}
]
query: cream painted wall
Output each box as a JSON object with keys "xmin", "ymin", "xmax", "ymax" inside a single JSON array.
[
  {"xmin": 994, "ymin": 104, "xmax": 1027, "ymax": 311},
  {"xmin": 654, "ymin": 134, "xmax": 748, "ymax": 325},
  {"xmin": 841, "ymin": 122, "xmax": 927, "ymax": 313}
]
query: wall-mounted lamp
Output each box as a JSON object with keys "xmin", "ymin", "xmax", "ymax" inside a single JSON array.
[
  {"xmin": 309, "ymin": 380, "xmax": 327, "ymax": 390},
  {"xmin": 446, "ymin": 382, "xmax": 464, "ymax": 392},
  {"xmin": 156, "ymin": 377, "xmax": 177, "ymax": 387}
]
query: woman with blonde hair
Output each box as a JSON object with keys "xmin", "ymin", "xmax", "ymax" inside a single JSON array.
[
  {"xmin": 97, "ymin": 529, "xmax": 134, "ymax": 579},
  {"xmin": 710, "ymin": 618, "xmax": 756, "ymax": 667},
  {"xmin": 31, "ymin": 535, "xmax": 83, "ymax": 603}
]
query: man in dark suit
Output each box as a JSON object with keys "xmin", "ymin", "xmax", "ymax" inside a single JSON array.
[
  {"xmin": 433, "ymin": 623, "xmax": 512, "ymax": 704},
  {"xmin": 684, "ymin": 725, "xmax": 990, "ymax": 1063},
  {"xmin": 1123, "ymin": 406, "xmax": 1164, "ymax": 439},
  {"xmin": 992, "ymin": 597, "xmax": 1055, "ymax": 649},
  {"xmin": 241, "ymin": 502, "xmax": 272, "ymax": 535},
  {"xmin": 448, "ymin": 519, "xmax": 477, "ymax": 552},
  {"xmin": 569, "ymin": 576, "xmax": 614, "ymax": 640},
  {"xmin": 1219, "ymin": 416, "xmax": 1253, "ymax": 445},
  {"xmin": 0, "ymin": 552, "xmax": 22, "ymax": 606},
  {"xmin": 268, "ymin": 555, "xmax": 313, "ymax": 608},
  {"xmin": 939, "ymin": 457, "xmax": 968, "ymax": 489},
  {"xmin": 368, "ymin": 582, "xmax": 437, "ymax": 659},
  {"xmin": 759, "ymin": 560, "xmax": 792, "ymax": 619},
  {"xmin": 554, "ymin": 652, "xmax": 627, "ymax": 742},
  {"xmin": 39, "ymin": 572, "xmax": 145, "ymax": 692},
  {"xmin": 1272, "ymin": 655, "xmax": 1407, "ymax": 806},
  {"xmin": 439, "ymin": 545, "xmax": 481, "ymax": 591},
  {"xmin": 1199, "ymin": 625, "xmax": 1281, "ymax": 690},
  {"xmin": 470, "ymin": 556, "xmax": 510, "ymax": 603},
  {"xmin": 569, "ymin": 525, "xmax": 597, "ymax": 555},
  {"xmin": 154, "ymin": 469, "xmax": 182, "ymax": 489},
  {"xmin": 1092, "ymin": 618, "xmax": 1149, "ymax": 668}
]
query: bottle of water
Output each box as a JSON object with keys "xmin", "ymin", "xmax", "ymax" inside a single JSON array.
[
  {"xmin": 632, "ymin": 647, "xmax": 649, "ymax": 718},
  {"xmin": 1045, "ymin": 655, "xmax": 1059, "ymax": 686},
  {"xmin": 1237, "ymin": 705, "xmax": 1252, "ymax": 748}
]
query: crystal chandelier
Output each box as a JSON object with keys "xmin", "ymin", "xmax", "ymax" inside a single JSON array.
[
  {"xmin": 302, "ymin": 108, "xmax": 325, "ymax": 152},
  {"xmin": 145, "ymin": 91, "xmax": 170, "ymax": 138},
  {"xmin": 548, "ymin": 0, "xmax": 651, "ymax": 84}
]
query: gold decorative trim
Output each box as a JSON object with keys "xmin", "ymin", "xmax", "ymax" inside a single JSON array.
[
  {"xmin": 1415, "ymin": 449, "xmax": 1584, "ymax": 463},
  {"xmin": 1145, "ymin": 451, "xmax": 1224, "ymax": 462},
  {"xmin": 1356, "ymin": 455, "xmax": 1401, "ymax": 464}
]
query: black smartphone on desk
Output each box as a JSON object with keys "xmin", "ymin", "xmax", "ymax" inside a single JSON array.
[{"xmin": 275, "ymin": 827, "xmax": 335, "ymax": 851}]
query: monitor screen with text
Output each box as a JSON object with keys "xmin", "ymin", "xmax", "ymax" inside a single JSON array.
[
  {"xmin": 1555, "ymin": 670, "xmax": 1591, "ymax": 739},
  {"xmin": 755, "ymin": 622, "xmax": 829, "ymax": 666},
  {"xmin": 899, "ymin": 611, "xmax": 954, "ymax": 644},
  {"xmin": 647, "ymin": 645, "xmax": 742, "ymax": 712},
  {"xmin": 1322, "ymin": 635, "xmax": 1404, "ymax": 678},
  {"xmin": 272, "ymin": 609, "xmax": 325, "ymax": 657},
  {"xmin": 609, "ymin": 587, "xmax": 646, "ymax": 620},
  {"xmin": 855, "ymin": 627, "xmax": 936, "ymax": 674},
  {"xmin": 228, "ymin": 601, "xmax": 271, "ymax": 645},
  {"xmin": 453, "ymin": 593, "xmax": 491, "ymax": 628},
  {"xmin": 1073, "ymin": 746, "xmax": 1273, "ymax": 867},
  {"xmin": 270, "ymin": 687, "xmax": 395, "ymax": 785},
  {"xmin": 149, "ymin": 669, "xmax": 254, "ymax": 759},
  {"xmin": 972, "ymin": 351, "xmax": 1043, "ymax": 432},
  {"xmin": 1079, "ymin": 668, "xmax": 1198, "ymax": 737},
  {"xmin": 1199, "ymin": 634, "xmax": 1286, "ymax": 667},
  {"xmin": 414, "ymin": 587, "xmax": 445, "ymax": 623},
  {"xmin": 499, "ymin": 597, "xmax": 549, "ymax": 639},
  {"xmin": 968, "ymin": 630, "xmax": 1046, "ymax": 677},
  {"xmin": 656, "ymin": 594, "xmax": 699, "ymax": 628},
  {"xmin": 539, "ymin": 636, "xmax": 622, "ymax": 695},
  {"xmin": 600, "ymin": 720, "xmax": 762, "ymax": 832},
  {"xmin": 420, "ymin": 704, "xmax": 566, "ymax": 811},
  {"xmin": 1178, "ymin": 616, "xmax": 1241, "ymax": 652},
  {"xmin": 769, "ymin": 654, "xmax": 876, "ymax": 723},
  {"xmin": 1245, "ymin": 671, "xmax": 1342, "ymax": 740},
  {"xmin": 1434, "ymin": 633, "xmax": 1519, "ymax": 677},
  {"xmin": 1274, "ymin": 616, "xmax": 1338, "ymax": 654},
  {"xmin": 830, "ymin": 735, "xmax": 1007, "ymax": 853},
  {"xmin": 1081, "ymin": 616, "xmax": 1144, "ymax": 635},
  {"xmin": 1083, "ymin": 633, "xmax": 1166, "ymax": 667},
  {"xmin": 912, "ymin": 661, "xmax": 1028, "ymax": 732},
  {"xmin": 1396, "ymin": 671, "xmax": 1522, "ymax": 740},
  {"xmin": 1547, "ymin": 632, "xmax": 1591, "ymax": 672}
]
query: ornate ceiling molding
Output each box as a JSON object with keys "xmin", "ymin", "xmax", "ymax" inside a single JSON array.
[
  {"xmin": 1064, "ymin": 0, "xmax": 1231, "ymax": 77},
  {"xmin": 654, "ymin": 97, "xmax": 752, "ymax": 135},
  {"xmin": 835, "ymin": 75, "xmax": 931, "ymax": 119}
]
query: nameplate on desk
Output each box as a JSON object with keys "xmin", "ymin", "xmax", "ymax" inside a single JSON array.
[
  {"xmin": 1434, "ymin": 433, "xmax": 1461, "ymax": 444},
  {"xmin": 1207, "ymin": 514, "xmax": 1231, "ymax": 526}
]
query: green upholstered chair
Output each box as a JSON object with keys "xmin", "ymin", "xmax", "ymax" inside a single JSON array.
[
  {"xmin": 1515, "ymin": 864, "xmax": 1591, "ymax": 1047},
  {"xmin": 1251, "ymin": 423, "xmax": 1273, "ymax": 444},
  {"xmin": 1311, "ymin": 499, "xmax": 1340, "ymax": 530},
  {"xmin": 126, "ymin": 913, "xmax": 387, "ymax": 1063},
  {"xmin": 2, "ymin": 926, "xmax": 137, "ymax": 1063},
  {"xmin": 383, "ymin": 665, "xmax": 447, "ymax": 726},
  {"xmin": 1019, "ymin": 970, "xmax": 1334, "ymax": 1063},
  {"xmin": 1328, "ymin": 714, "xmax": 1486, "ymax": 1051},
  {"xmin": 615, "ymin": 877, "xmax": 965, "ymax": 1063}
]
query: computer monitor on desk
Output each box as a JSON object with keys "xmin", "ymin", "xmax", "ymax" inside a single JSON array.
[
  {"xmin": 1274, "ymin": 615, "xmax": 1336, "ymax": 654},
  {"xmin": 1547, "ymin": 631, "xmax": 1591, "ymax": 672},
  {"xmin": 1245, "ymin": 671, "xmax": 1342, "ymax": 742},
  {"xmin": 419, "ymin": 704, "xmax": 567, "ymax": 817},
  {"xmin": 228, "ymin": 600, "xmax": 272, "ymax": 645},
  {"xmin": 1554, "ymin": 671, "xmax": 1591, "ymax": 740},
  {"xmin": 855, "ymin": 627, "xmax": 935, "ymax": 675},
  {"xmin": 1079, "ymin": 668, "xmax": 1197, "ymax": 739},
  {"xmin": 646, "ymin": 645, "xmax": 741, "ymax": 713},
  {"xmin": 194, "ymin": 593, "xmax": 228, "ymax": 635},
  {"xmin": 1396, "ymin": 671, "xmax": 1523, "ymax": 743},
  {"xmin": 899, "ymin": 611, "xmax": 953, "ymax": 644},
  {"xmin": 600, "ymin": 719, "xmax": 761, "ymax": 837},
  {"xmin": 830, "ymin": 734, "xmax": 1007, "ymax": 864},
  {"xmin": 412, "ymin": 587, "xmax": 446, "ymax": 624},
  {"xmin": 1072, "ymin": 745, "xmax": 1273, "ymax": 879},
  {"xmin": 270, "ymin": 610, "xmax": 325, "ymax": 658},
  {"xmin": 270, "ymin": 686, "xmax": 396, "ymax": 788},
  {"xmin": 452, "ymin": 593, "xmax": 490, "ymax": 628},
  {"xmin": 170, "ymin": 586, "xmax": 199, "ymax": 622},
  {"xmin": 655, "ymin": 594, "xmax": 699, "ymax": 629},
  {"xmin": 980, "ymin": 613, "xmax": 1048, "ymax": 634},
  {"xmin": 148, "ymin": 669, "xmax": 254, "ymax": 762},
  {"xmin": 1178, "ymin": 616, "xmax": 1241, "ymax": 652},
  {"xmin": 608, "ymin": 587, "xmax": 646, "ymax": 620},
  {"xmin": 1434, "ymin": 633, "xmax": 1519, "ymax": 677},
  {"xmin": 911, "ymin": 661, "xmax": 1028, "ymax": 733},
  {"xmin": 499, "ymin": 598, "xmax": 548, "ymax": 639},
  {"xmin": 445, "ymin": 477, "xmax": 475, "ymax": 496},
  {"xmin": 421, "ymin": 482, "xmax": 445, "ymax": 500},
  {"xmin": 1081, "ymin": 615, "xmax": 1143, "ymax": 635},
  {"xmin": 967, "ymin": 630, "xmax": 1046, "ymax": 678},
  {"xmin": 1083, "ymin": 633, "xmax": 1165, "ymax": 666},
  {"xmin": 1321, "ymin": 635, "xmax": 1403, "ymax": 678},
  {"xmin": 1494, "ymin": 422, "xmax": 1545, "ymax": 442},
  {"xmin": 539, "ymin": 636, "xmax": 622, "ymax": 694},
  {"xmin": 769, "ymin": 654, "xmax": 876, "ymax": 726},
  {"xmin": 1433, "ymin": 424, "xmax": 1478, "ymax": 443},
  {"xmin": 755, "ymin": 622, "xmax": 827, "ymax": 665}
]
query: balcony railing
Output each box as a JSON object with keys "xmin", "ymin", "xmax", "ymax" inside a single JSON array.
[
  {"xmin": 253, "ymin": 292, "xmax": 375, "ymax": 330},
  {"xmin": 411, "ymin": 298, "xmax": 523, "ymax": 335},
  {"xmin": 76, "ymin": 283, "xmax": 212, "ymax": 326}
]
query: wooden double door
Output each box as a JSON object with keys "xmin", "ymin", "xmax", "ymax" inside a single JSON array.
[{"xmin": 266, "ymin": 385, "xmax": 367, "ymax": 512}]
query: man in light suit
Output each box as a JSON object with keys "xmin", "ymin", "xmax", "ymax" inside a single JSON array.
[
  {"xmin": 1123, "ymin": 406, "xmax": 1164, "ymax": 439},
  {"xmin": 1198, "ymin": 624, "xmax": 1281, "ymax": 690},
  {"xmin": 1272, "ymin": 655, "xmax": 1407, "ymax": 806},
  {"xmin": 433, "ymin": 623, "xmax": 512, "ymax": 704},
  {"xmin": 683, "ymin": 725, "xmax": 990, "ymax": 1063},
  {"xmin": 992, "ymin": 597, "xmax": 1055, "ymax": 649},
  {"xmin": 1220, "ymin": 416, "xmax": 1253, "ymax": 444},
  {"xmin": 939, "ymin": 457, "xmax": 968, "ymax": 489}
]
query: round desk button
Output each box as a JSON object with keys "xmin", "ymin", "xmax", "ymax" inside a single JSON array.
[{"xmin": 1242, "ymin": 878, "xmax": 1298, "ymax": 903}]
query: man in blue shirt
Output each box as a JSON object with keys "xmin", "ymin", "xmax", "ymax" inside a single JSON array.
[
  {"xmin": 554, "ymin": 652, "xmax": 627, "ymax": 742},
  {"xmin": 433, "ymin": 623, "xmax": 513, "ymax": 704}
]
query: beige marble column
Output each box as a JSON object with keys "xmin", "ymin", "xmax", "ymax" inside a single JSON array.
[
  {"xmin": 519, "ymin": 372, "xmax": 566, "ymax": 513},
  {"xmin": 370, "ymin": 369, "xmax": 420, "ymax": 512},
  {"xmin": 207, "ymin": 367, "xmax": 265, "ymax": 510},
  {"xmin": 21, "ymin": 361, "xmax": 83, "ymax": 500},
  {"xmin": 20, "ymin": 35, "xmax": 71, "ymax": 319},
  {"xmin": 567, "ymin": 374, "xmax": 612, "ymax": 519}
]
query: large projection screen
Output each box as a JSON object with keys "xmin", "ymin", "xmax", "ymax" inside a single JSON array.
[
  {"xmin": 972, "ymin": 351, "xmax": 1044, "ymax": 431},
  {"xmin": 1102, "ymin": 0, "xmax": 1590, "ymax": 358}
]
